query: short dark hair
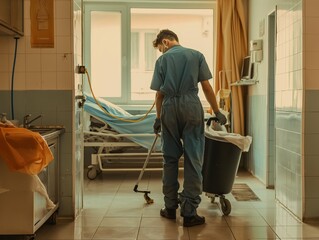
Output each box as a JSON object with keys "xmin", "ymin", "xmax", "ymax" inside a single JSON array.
[{"xmin": 153, "ymin": 29, "xmax": 179, "ymax": 47}]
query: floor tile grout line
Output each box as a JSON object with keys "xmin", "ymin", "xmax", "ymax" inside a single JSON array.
[{"xmin": 135, "ymin": 214, "xmax": 144, "ymax": 240}]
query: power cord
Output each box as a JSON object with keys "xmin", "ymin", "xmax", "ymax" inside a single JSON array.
[
  {"xmin": 84, "ymin": 68, "xmax": 155, "ymax": 123},
  {"xmin": 11, "ymin": 36, "xmax": 20, "ymax": 120}
]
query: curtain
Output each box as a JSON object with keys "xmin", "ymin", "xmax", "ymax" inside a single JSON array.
[{"xmin": 214, "ymin": 0, "xmax": 248, "ymax": 135}]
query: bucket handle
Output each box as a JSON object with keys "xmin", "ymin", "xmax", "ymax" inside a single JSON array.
[{"xmin": 206, "ymin": 117, "xmax": 219, "ymax": 126}]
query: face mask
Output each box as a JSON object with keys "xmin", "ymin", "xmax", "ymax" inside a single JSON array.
[
  {"xmin": 162, "ymin": 46, "xmax": 168, "ymax": 54},
  {"xmin": 162, "ymin": 40, "xmax": 169, "ymax": 53}
]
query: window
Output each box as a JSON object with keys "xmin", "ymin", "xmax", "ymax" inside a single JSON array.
[
  {"xmin": 131, "ymin": 32, "xmax": 139, "ymax": 69},
  {"xmin": 84, "ymin": 2, "xmax": 215, "ymax": 105},
  {"xmin": 131, "ymin": 31, "xmax": 157, "ymax": 71},
  {"xmin": 131, "ymin": 30, "xmax": 158, "ymax": 100},
  {"xmin": 90, "ymin": 11, "xmax": 122, "ymax": 98}
]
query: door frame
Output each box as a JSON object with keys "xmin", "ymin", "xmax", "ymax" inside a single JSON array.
[{"xmin": 266, "ymin": 10, "xmax": 276, "ymax": 188}]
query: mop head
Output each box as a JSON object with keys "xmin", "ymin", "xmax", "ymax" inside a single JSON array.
[{"xmin": 144, "ymin": 193, "xmax": 154, "ymax": 204}]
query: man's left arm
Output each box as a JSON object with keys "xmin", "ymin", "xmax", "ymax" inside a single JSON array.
[{"xmin": 201, "ymin": 80, "xmax": 219, "ymax": 113}]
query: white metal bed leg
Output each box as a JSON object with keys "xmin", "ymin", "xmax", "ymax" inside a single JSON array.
[{"xmin": 91, "ymin": 154, "xmax": 98, "ymax": 165}]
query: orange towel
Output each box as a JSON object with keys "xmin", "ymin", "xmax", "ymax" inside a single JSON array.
[{"xmin": 0, "ymin": 123, "xmax": 53, "ymax": 175}]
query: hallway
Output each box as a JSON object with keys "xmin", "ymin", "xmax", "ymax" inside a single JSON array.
[{"xmin": 34, "ymin": 169, "xmax": 319, "ymax": 240}]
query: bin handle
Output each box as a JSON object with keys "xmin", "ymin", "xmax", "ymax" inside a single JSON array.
[{"xmin": 206, "ymin": 117, "xmax": 219, "ymax": 126}]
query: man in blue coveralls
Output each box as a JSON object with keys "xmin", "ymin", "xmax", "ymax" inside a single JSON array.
[{"xmin": 150, "ymin": 29, "xmax": 227, "ymax": 227}]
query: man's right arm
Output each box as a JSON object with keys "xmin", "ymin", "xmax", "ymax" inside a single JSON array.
[{"xmin": 201, "ymin": 80, "xmax": 227, "ymax": 125}]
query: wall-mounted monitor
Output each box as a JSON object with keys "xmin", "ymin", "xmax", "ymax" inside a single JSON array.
[{"xmin": 241, "ymin": 56, "xmax": 254, "ymax": 80}]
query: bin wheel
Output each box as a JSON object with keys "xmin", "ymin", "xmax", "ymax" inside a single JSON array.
[
  {"xmin": 220, "ymin": 198, "xmax": 231, "ymax": 215},
  {"xmin": 87, "ymin": 166, "xmax": 98, "ymax": 180}
]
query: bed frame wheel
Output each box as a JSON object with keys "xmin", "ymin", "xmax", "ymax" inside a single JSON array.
[{"xmin": 87, "ymin": 165, "xmax": 98, "ymax": 180}]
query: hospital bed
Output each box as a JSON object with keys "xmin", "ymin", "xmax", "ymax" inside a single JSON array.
[
  {"xmin": 83, "ymin": 95, "xmax": 226, "ymax": 180},
  {"xmin": 83, "ymin": 95, "xmax": 163, "ymax": 180}
]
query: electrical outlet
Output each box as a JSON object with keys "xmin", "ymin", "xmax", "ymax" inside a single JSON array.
[{"xmin": 76, "ymin": 65, "xmax": 86, "ymax": 74}]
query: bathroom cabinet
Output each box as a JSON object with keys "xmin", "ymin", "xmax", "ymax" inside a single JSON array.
[
  {"xmin": 0, "ymin": 0, "xmax": 24, "ymax": 36},
  {"xmin": 0, "ymin": 129, "xmax": 63, "ymax": 237}
]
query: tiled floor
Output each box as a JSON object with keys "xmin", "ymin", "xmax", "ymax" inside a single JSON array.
[{"xmin": 34, "ymin": 169, "xmax": 319, "ymax": 240}]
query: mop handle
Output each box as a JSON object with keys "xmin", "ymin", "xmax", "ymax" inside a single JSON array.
[{"xmin": 135, "ymin": 134, "xmax": 159, "ymax": 185}]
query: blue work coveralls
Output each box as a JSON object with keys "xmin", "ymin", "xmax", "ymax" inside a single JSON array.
[{"xmin": 150, "ymin": 45, "xmax": 212, "ymax": 217}]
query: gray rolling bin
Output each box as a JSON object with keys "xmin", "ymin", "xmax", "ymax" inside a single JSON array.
[{"xmin": 202, "ymin": 117, "xmax": 245, "ymax": 216}]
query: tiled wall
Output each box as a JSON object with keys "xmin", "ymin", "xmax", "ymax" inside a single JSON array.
[
  {"xmin": 248, "ymin": 0, "xmax": 319, "ymax": 220},
  {"xmin": 275, "ymin": 0, "xmax": 303, "ymax": 218},
  {"xmin": 0, "ymin": 0, "xmax": 73, "ymax": 92},
  {"xmin": 246, "ymin": 95, "xmax": 267, "ymax": 182},
  {"xmin": 275, "ymin": 0, "xmax": 319, "ymax": 220},
  {"xmin": 0, "ymin": 0, "xmax": 74, "ymax": 217},
  {"xmin": 303, "ymin": 0, "xmax": 319, "ymax": 219}
]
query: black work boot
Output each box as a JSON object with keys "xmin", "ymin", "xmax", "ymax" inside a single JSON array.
[
  {"xmin": 160, "ymin": 207, "xmax": 176, "ymax": 219},
  {"xmin": 183, "ymin": 214, "xmax": 205, "ymax": 227}
]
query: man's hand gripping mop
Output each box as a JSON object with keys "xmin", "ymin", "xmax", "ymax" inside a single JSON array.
[{"xmin": 133, "ymin": 134, "xmax": 159, "ymax": 204}]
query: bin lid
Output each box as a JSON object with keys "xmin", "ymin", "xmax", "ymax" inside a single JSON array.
[{"xmin": 205, "ymin": 126, "xmax": 252, "ymax": 152}]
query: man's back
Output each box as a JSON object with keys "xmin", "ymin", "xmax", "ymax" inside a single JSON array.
[{"xmin": 152, "ymin": 45, "xmax": 212, "ymax": 97}]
